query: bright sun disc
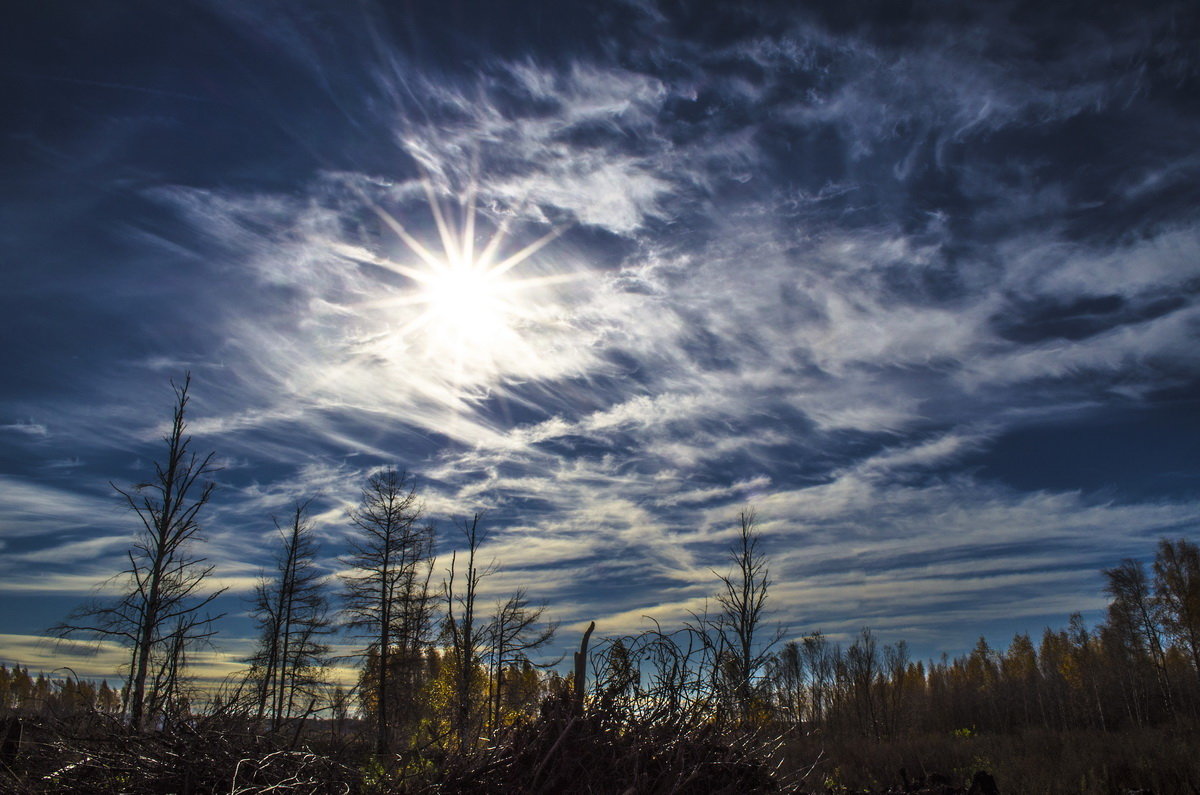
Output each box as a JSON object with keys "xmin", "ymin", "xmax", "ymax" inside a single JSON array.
[
  {"xmin": 336, "ymin": 181, "xmax": 575, "ymax": 390},
  {"xmin": 421, "ymin": 264, "xmax": 510, "ymax": 342}
]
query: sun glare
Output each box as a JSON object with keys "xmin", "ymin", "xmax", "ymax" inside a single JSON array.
[
  {"xmin": 335, "ymin": 179, "xmax": 574, "ymax": 391},
  {"xmin": 419, "ymin": 262, "xmax": 510, "ymax": 343}
]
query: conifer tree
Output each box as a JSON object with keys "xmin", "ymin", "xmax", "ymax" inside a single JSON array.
[{"xmin": 341, "ymin": 467, "xmax": 435, "ymax": 755}]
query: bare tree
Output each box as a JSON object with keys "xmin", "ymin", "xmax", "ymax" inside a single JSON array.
[
  {"xmin": 443, "ymin": 514, "xmax": 495, "ymax": 751},
  {"xmin": 767, "ymin": 641, "xmax": 805, "ymax": 727},
  {"xmin": 247, "ymin": 500, "xmax": 333, "ymax": 730},
  {"xmin": 52, "ymin": 374, "xmax": 225, "ymax": 729},
  {"xmin": 711, "ymin": 509, "xmax": 781, "ymax": 723},
  {"xmin": 801, "ymin": 632, "xmax": 835, "ymax": 727},
  {"xmin": 341, "ymin": 467, "xmax": 435, "ymax": 756},
  {"xmin": 881, "ymin": 639, "xmax": 912, "ymax": 736},
  {"xmin": 485, "ymin": 589, "xmax": 557, "ymax": 731},
  {"xmin": 1152, "ymin": 538, "xmax": 1200, "ymax": 686},
  {"xmin": 1104, "ymin": 558, "xmax": 1173, "ymax": 713},
  {"xmin": 845, "ymin": 627, "xmax": 881, "ymax": 739}
]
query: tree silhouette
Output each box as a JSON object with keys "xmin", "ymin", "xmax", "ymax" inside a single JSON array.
[
  {"xmin": 1152, "ymin": 537, "xmax": 1200, "ymax": 687},
  {"xmin": 1104, "ymin": 558, "xmax": 1173, "ymax": 712},
  {"xmin": 340, "ymin": 467, "xmax": 434, "ymax": 755},
  {"xmin": 485, "ymin": 589, "xmax": 557, "ymax": 731},
  {"xmin": 443, "ymin": 514, "xmax": 495, "ymax": 750},
  {"xmin": 51, "ymin": 374, "xmax": 224, "ymax": 729},
  {"xmin": 710, "ymin": 509, "xmax": 781, "ymax": 723},
  {"xmin": 247, "ymin": 500, "xmax": 332, "ymax": 730}
]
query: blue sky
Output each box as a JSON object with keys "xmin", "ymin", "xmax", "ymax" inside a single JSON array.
[{"xmin": 2, "ymin": 0, "xmax": 1198, "ymax": 681}]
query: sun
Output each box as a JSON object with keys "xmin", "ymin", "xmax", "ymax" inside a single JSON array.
[
  {"xmin": 332, "ymin": 179, "xmax": 573, "ymax": 388},
  {"xmin": 423, "ymin": 262, "xmax": 503, "ymax": 325},
  {"xmin": 414, "ymin": 259, "xmax": 512, "ymax": 346}
]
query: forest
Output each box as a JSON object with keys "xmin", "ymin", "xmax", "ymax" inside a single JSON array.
[{"xmin": 2, "ymin": 379, "xmax": 1198, "ymax": 794}]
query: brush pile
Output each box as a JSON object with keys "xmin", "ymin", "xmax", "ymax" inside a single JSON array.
[
  {"xmin": 0, "ymin": 710, "xmax": 358, "ymax": 794},
  {"xmin": 430, "ymin": 690, "xmax": 784, "ymax": 793}
]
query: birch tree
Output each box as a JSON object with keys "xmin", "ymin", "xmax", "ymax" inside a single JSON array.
[
  {"xmin": 1104, "ymin": 558, "xmax": 1173, "ymax": 713},
  {"xmin": 1153, "ymin": 538, "xmax": 1200, "ymax": 686}
]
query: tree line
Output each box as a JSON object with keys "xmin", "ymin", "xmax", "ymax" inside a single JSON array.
[
  {"xmin": 759, "ymin": 536, "xmax": 1200, "ymax": 740},
  {"xmin": 0, "ymin": 665, "xmax": 121, "ymax": 716}
]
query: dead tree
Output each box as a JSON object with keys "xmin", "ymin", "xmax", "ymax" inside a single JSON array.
[
  {"xmin": 248, "ymin": 501, "xmax": 333, "ymax": 730},
  {"xmin": 52, "ymin": 374, "xmax": 225, "ymax": 729},
  {"xmin": 341, "ymin": 467, "xmax": 434, "ymax": 756},
  {"xmin": 485, "ymin": 589, "xmax": 557, "ymax": 730},
  {"xmin": 574, "ymin": 621, "xmax": 596, "ymax": 711},
  {"xmin": 711, "ymin": 509, "xmax": 781, "ymax": 723},
  {"xmin": 443, "ymin": 514, "xmax": 495, "ymax": 751}
]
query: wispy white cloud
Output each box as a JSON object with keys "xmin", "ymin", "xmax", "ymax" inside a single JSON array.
[
  {"xmin": 5, "ymin": 534, "xmax": 131, "ymax": 566},
  {"xmin": 400, "ymin": 61, "xmax": 679, "ymax": 235},
  {"xmin": 0, "ymin": 475, "xmax": 120, "ymax": 538},
  {"xmin": 0, "ymin": 421, "xmax": 48, "ymax": 437},
  {"xmin": 3, "ymin": 0, "xmax": 1198, "ymax": 675},
  {"xmin": 1002, "ymin": 224, "xmax": 1200, "ymax": 301}
]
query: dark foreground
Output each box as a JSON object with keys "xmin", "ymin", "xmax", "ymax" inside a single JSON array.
[{"xmin": 2, "ymin": 706, "xmax": 1197, "ymax": 794}]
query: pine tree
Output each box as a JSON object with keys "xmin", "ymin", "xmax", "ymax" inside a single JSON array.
[{"xmin": 341, "ymin": 467, "xmax": 435, "ymax": 755}]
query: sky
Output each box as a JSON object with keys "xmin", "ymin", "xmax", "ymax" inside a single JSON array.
[{"xmin": 2, "ymin": 0, "xmax": 1199, "ymax": 683}]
